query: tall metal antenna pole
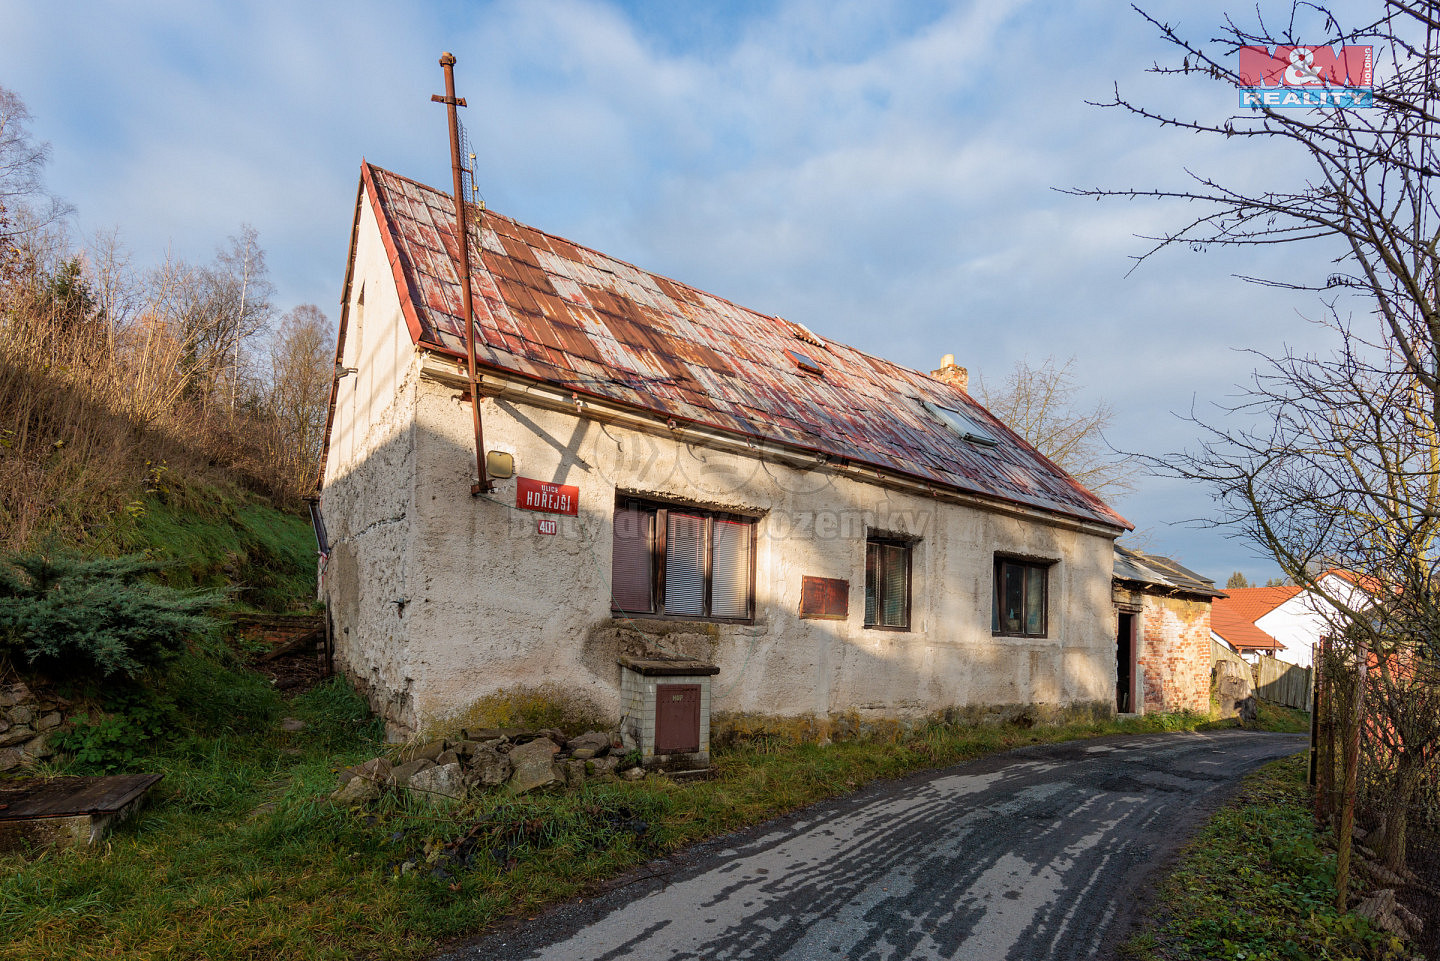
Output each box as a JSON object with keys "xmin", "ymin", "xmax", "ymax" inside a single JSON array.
[{"xmin": 433, "ymin": 52, "xmax": 491, "ymax": 495}]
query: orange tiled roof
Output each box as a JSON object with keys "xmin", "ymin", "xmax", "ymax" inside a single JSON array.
[
  {"xmin": 356, "ymin": 163, "xmax": 1131, "ymax": 531},
  {"xmin": 1210, "ymin": 586, "xmax": 1299, "ymax": 652}
]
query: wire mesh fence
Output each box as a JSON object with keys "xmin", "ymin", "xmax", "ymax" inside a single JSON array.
[
  {"xmin": 1314, "ymin": 636, "xmax": 1440, "ymax": 957},
  {"xmin": 1402, "ymin": 822, "xmax": 1440, "ymax": 960}
]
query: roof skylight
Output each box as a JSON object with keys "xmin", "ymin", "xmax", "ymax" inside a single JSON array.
[
  {"xmin": 786, "ymin": 348, "xmax": 824, "ymax": 376},
  {"xmin": 922, "ymin": 400, "xmax": 999, "ymax": 447}
]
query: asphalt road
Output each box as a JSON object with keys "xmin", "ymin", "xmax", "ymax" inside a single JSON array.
[{"xmin": 439, "ymin": 730, "xmax": 1306, "ymax": 961}]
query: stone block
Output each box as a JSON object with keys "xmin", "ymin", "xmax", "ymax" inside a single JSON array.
[
  {"xmin": 332, "ymin": 775, "xmax": 381, "ymax": 804},
  {"xmin": 412, "ymin": 740, "xmax": 448, "ymax": 762},
  {"xmin": 388, "ymin": 758, "xmax": 434, "ymax": 789},
  {"xmin": 7, "ymin": 706, "xmax": 33, "ymax": 726},
  {"xmin": 335, "ymin": 756, "xmax": 391, "ymax": 793},
  {"xmin": 507, "ymin": 738, "xmax": 560, "ymax": 794},
  {"xmin": 409, "ymin": 762, "xmax": 467, "ymax": 801},
  {"xmin": 36, "ymin": 712, "xmax": 62, "ymax": 733},
  {"xmin": 565, "ymin": 731, "xmax": 610, "ymax": 756},
  {"xmin": 435, "ymin": 750, "xmax": 460, "ymax": 767},
  {"xmin": 585, "ymin": 756, "xmax": 620, "ymax": 782},
  {"xmin": 563, "ymin": 759, "xmax": 587, "ymax": 786},
  {"xmin": 0, "ymin": 726, "xmax": 33, "ymax": 748},
  {"xmin": 467, "ymin": 746, "xmax": 511, "ymax": 788},
  {"xmin": 0, "ymin": 748, "xmax": 20, "ymax": 772},
  {"xmin": 463, "ymin": 728, "xmax": 524, "ymax": 741}
]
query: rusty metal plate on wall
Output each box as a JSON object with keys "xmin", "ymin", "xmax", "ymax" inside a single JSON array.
[
  {"xmin": 800, "ymin": 576, "xmax": 849, "ymax": 620},
  {"xmin": 655, "ymin": 684, "xmax": 701, "ymax": 754}
]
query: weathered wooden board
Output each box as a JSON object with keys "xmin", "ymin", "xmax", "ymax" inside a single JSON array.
[
  {"xmin": 0, "ymin": 774, "xmax": 163, "ymax": 853},
  {"xmin": 0, "ymin": 774, "xmax": 163, "ymax": 819}
]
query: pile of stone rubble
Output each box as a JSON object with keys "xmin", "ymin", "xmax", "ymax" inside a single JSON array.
[{"xmin": 332, "ymin": 727, "xmax": 643, "ymax": 804}]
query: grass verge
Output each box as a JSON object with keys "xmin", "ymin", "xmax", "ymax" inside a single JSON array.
[
  {"xmin": 0, "ymin": 672, "xmax": 1312, "ymax": 961},
  {"xmin": 1120, "ymin": 753, "xmax": 1408, "ymax": 961}
]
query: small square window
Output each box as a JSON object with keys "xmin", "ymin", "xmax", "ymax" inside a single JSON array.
[
  {"xmin": 865, "ymin": 537, "xmax": 911, "ymax": 630},
  {"xmin": 993, "ymin": 557, "xmax": 1048, "ymax": 637}
]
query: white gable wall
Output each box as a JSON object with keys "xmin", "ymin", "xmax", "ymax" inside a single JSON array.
[
  {"xmin": 320, "ymin": 192, "xmax": 428, "ymax": 729},
  {"xmin": 1253, "ymin": 573, "xmax": 1369, "ymax": 669}
]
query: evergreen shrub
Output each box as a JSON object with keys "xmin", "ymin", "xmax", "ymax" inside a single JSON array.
[{"xmin": 0, "ymin": 551, "xmax": 221, "ymax": 679}]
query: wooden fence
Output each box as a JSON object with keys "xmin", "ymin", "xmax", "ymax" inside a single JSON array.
[
  {"xmin": 1210, "ymin": 642, "xmax": 1314, "ymax": 713},
  {"xmin": 1255, "ymin": 654, "xmax": 1314, "ymax": 711}
]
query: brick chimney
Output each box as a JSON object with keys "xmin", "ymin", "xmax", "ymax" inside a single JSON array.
[{"xmin": 930, "ymin": 353, "xmax": 968, "ymax": 392}]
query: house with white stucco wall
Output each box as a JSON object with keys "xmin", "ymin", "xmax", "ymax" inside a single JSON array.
[
  {"xmin": 1211, "ymin": 572, "xmax": 1373, "ymax": 669},
  {"xmin": 317, "ymin": 163, "xmax": 1133, "ymax": 739}
]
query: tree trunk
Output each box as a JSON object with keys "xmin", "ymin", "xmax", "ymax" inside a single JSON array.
[
  {"xmin": 1335, "ymin": 647, "xmax": 1365, "ymax": 912},
  {"xmin": 1381, "ymin": 753, "xmax": 1421, "ymax": 873}
]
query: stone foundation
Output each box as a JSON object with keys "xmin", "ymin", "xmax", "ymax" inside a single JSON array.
[{"xmin": 0, "ymin": 682, "xmax": 66, "ymax": 772}]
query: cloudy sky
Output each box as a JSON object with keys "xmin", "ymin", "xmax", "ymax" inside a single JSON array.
[{"xmin": 0, "ymin": 0, "xmax": 1375, "ymax": 582}]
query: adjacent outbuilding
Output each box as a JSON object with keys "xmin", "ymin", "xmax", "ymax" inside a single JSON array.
[{"xmin": 1111, "ymin": 545, "xmax": 1225, "ymax": 715}]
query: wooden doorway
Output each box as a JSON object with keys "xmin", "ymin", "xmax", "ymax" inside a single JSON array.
[{"xmin": 1116, "ymin": 611, "xmax": 1137, "ymax": 712}]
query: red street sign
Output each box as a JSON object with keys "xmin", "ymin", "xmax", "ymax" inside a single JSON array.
[
  {"xmin": 537, "ymin": 518, "xmax": 558, "ymax": 536},
  {"xmin": 516, "ymin": 477, "xmax": 579, "ymax": 515}
]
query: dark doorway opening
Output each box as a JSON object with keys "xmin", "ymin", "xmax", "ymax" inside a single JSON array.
[{"xmin": 1117, "ymin": 611, "xmax": 1135, "ymax": 712}]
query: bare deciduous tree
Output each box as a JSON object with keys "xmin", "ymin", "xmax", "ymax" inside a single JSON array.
[
  {"xmin": 1074, "ymin": 1, "xmax": 1440, "ymax": 886},
  {"xmin": 149, "ymin": 226, "xmax": 274, "ymax": 409},
  {"xmin": 263, "ymin": 304, "xmax": 334, "ymax": 494},
  {"xmin": 975, "ymin": 355, "xmax": 1137, "ymax": 498},
  {"xmin": 0, "ymin": 86, "xmax": 68, "ymax": 263}
]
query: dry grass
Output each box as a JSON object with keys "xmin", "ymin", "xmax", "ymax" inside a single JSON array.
[{"xmin": 0, "ymin": 276, "xmax": 305, "ymax": 554}]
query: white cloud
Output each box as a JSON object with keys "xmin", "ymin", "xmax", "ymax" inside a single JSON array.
[{"xmin": 0, "ymin": 0, "xmax": 1368, "ymax": 579}]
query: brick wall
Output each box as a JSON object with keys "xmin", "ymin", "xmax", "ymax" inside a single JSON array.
[{"xmin": 1137, "ymin": 594, "xmax": 1212, "ymax": 714}]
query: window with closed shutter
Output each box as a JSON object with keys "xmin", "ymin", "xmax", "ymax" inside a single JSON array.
[
  {"xmin": 710, "ymin": 519, "xmax": 752, "ymax": 618},
  {"xmin": 610, "ymin": 506, "xmax": 654, "ymax": 614},
  {"xmin": 611, "ymin": 497, "xmax": 755, "ymax": 622},
  {"xmin": 664, "ymin": 512, "xmax": 706, "ymax": 616},
  {"xmin": 864, "ymin": 537, "xmax": 911, "ymax": 630}
]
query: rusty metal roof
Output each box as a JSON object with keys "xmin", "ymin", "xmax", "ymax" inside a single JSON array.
[
  {"xmin": 361, "ymin": 163, "xmax": 1130, "ymax": 531},
  {"xmin": 1113, "ymin": 545, "xmax": 1224, "ymax": 598}
]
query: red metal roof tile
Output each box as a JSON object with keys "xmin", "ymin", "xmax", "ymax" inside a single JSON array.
[{"xmin": 361, "ymin": 163, "xmax": 1131, "ymax": 531}]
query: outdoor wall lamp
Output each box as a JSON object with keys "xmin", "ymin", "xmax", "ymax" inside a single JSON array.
[{"xmin": 486, "ymin": 450, "xmax": 515, "ymax": 479}]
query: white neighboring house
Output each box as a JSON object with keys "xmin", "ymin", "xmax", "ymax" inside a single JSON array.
[{"xmin": 1210, "ymin": 572, "xmax": 1372, "ymax": 668}]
